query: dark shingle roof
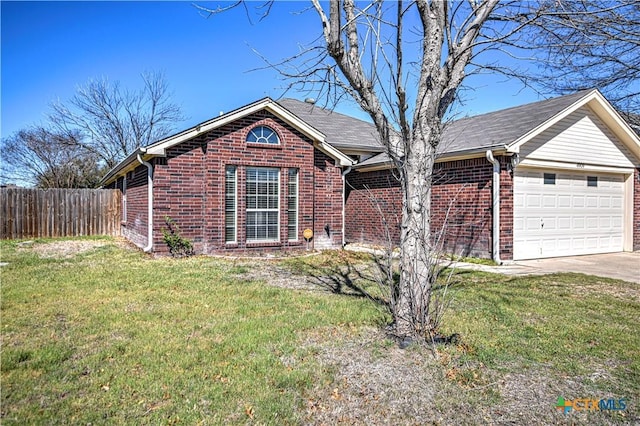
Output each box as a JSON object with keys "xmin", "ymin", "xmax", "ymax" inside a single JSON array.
[
  {"xmin": 439, "ymin": 89, "xmax": 594, "ymax": 153},
  {"xmin": 355, "ymin": 90, "xmax": 597, "ymax": 169},
  {"xmin": 277, "ymin": 98, "xmax": 384, "ymax": 151}
]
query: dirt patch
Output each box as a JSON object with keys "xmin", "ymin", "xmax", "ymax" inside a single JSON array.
[
  {"xmin": 227, "ymin": 260, "xmax": 322, "ymax": 291},
  {"xmin": 572, "ymin": 281, "xmax": 640, "ymax": 302},
  {"xmin": 22, "ymin": 240, "xmax": 111, "ymax": 259},
  {"xmin": 299, "ymin": 328, "xmax": 634, "ymax": 425},
  {"xmin": 301, "ymin": 327, "xmax": 485, "ymax": 425}
]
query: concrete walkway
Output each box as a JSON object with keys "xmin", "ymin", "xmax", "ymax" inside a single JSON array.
[{"xmin": 451, "ymin": 252, "xmax": 640, "ymax": 284}]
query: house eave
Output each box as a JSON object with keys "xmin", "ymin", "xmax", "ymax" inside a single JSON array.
[
  {"xmin": 353, "ymin": 146, "xmax": 509, "ymax": 173},
  {"xmin": 100, "ymin": 97, "xmax": 355, "ymax": 185},
  {"xmin": 100, "ymin": 148, "xmax": 151, "ymax": 187}
]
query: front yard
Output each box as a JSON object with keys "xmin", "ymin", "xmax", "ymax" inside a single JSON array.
[{"xmin": 1, "ymin": 238, "xmax": 638, "ymax": 424}]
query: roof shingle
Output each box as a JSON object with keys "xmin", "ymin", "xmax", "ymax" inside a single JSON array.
[{"xmin": 277, "ymin": 98, "xmax": 384, "ymax": 151}]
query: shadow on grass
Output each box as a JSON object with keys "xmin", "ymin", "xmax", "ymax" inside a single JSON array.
[{"xmin": 294, "ymin": 255, "xmax": 390, "ymax": 309}]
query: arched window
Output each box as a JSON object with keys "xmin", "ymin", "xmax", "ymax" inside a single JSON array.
[{"xmin": 246, "ymin": 126, "xmax": 280, "ymax": 145}]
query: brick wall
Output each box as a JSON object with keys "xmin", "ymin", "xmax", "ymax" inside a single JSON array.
[
  {"xmin": 144, "ymin": 110, "xmax": 343, "ymax": 255},
  {"xmin": 313, "ymin": 149, "xmax": 345, "ymax": 249},
  {"xmin": 431, "ymin": 157, "xmax": 494, "ymax": 258},
  {"xmin": 345, "ymin": 156, "xmax": 508, "ymax": 259},
  {"xmin": 123, "ymin": 164, "xmax": 150, "ymax": 249},
  {"xmin": 498, "ymin": 157, "xmax": 514, "ymax": 260},
  {"xmin": 344, "ymin": 169, "xmax": 402, "ymax": 246}
]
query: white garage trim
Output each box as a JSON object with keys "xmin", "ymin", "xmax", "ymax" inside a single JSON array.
[
  {"xmin": 518, "ymin": 158, "xmax": 635, "ymax": 175},
  {"xmin": 513, "ymin": 166, "xmax": 632, "ymax": 260}
]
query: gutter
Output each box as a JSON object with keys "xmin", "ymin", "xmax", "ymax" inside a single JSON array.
[
  {"xmin": 341, "ymin": 166, "xmax": 352, "ymax": 246},
  {"xmin": 485, "ymin": 150, "xmax": 502, "ymax": 264},
  {"xmin": 136, "ymin": 153, "xmax": 154, "ymax": 253}
]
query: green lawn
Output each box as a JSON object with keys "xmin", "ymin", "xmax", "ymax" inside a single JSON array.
[{"xmin": 1, "ymin": 238, "xmax": 638, "ymax": 424}]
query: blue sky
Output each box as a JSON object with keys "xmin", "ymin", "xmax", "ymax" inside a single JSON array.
[{"xmin": 1, "ymin": 1, "xmax": 542, "ymax": 139}]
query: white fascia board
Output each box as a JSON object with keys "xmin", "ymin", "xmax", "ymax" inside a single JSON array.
[
  {"xmin": 586, "ymin": 92, "xmax": 640, "ymax": 160},
  {"xmin": 145, "ymin": 99, "xmax": 329, "ymax": 157},
  {"xmin": 146, "ymin": 98, "xmax": 273, "ymax": 155},
  {"xmin": 104, "ymin": 98, "xmax": 352, "ymax": 183},
  {"xmin": 518, "ymin": 158, "xmax": 635, "ymax": 174},
  {"xmin": 264, "ymin": 103, "xmax": 326, "ymax": 142}
]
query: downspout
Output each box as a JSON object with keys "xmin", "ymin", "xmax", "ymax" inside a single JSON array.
[
  {"xmin": 136, "ymin": 153, "xmax": 154, "ymax": 253},
  {"xmin": 485, "ymin": 151, "xmax": 502, "ymax": 264},
  {"xmin": 341, "ymin": 166, "xmax": 352, "ymax": 247}
]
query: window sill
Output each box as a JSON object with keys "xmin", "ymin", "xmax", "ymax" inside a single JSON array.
[
  {"xmin": 246, "ymin": 143, "xmax": 282, "ymax": 150},
  {"xmin": 246, "ymin": 240, "xmax": 282, "ymax": 247}
]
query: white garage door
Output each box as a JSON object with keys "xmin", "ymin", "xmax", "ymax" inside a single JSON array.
[{"xmin": 513, "ymin": 169, "xmax": 624, "ymax": 260}]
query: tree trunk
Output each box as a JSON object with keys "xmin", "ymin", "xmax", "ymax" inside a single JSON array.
[{"xmin": 394, "ymin": 124, "xmax": 438, "ymax": 338}]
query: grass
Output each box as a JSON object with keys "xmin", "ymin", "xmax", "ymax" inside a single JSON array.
[
  {"xmin": 0, "ymin": 238, "xmax": 383, "ymax": 424},
  {"xmin": 1, "ymin": 238, "xmax": 638, "ymax": 424},
  {"xmin": 440, "ymin": 271, "xmax": 639, "ymax": 393}
]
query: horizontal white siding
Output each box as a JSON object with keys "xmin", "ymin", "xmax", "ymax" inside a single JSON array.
[{"xmin": 520, "ymin": 106, "xmax": 635, "ymax": 168}]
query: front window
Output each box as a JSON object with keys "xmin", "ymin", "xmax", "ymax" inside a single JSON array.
[
  {"xmin": 225, "ymin": 166, "xmax": 237, "ymax": 243},
  {"xmin": 287, "ymin": 169, "xmax": 299, "ymax": 241},
  {"xmin": 246, "ymin": 167, "xmax": 280, "ymax": 242},
  {"xmin": 246, "ymin": 126, "xmax": 280, "ymax": 145}
]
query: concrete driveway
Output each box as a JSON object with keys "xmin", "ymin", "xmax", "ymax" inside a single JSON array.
[
  {"xmin": 446, "ymin": 252, "xmax": 640, "ymax": 283},
  {"xmin": 512, "ymin": 252, "xmax": 640, "ymax": 283}
]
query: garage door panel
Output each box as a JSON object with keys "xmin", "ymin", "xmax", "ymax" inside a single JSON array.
[
  {"xmin": 611, "ymin": 197, "xmax": 623, "ymax": 208},
  {"xmin": 558, "ymin": 195, "xmax": 571, "ymax": 208},
  {"xmin": 513, "ymin": 169, "xmax": 624, "ymax": 260},
  {"xmin": 542, "ymin": 195, "xmax": 556, "ymax": 207},
  {"xmin": 557, "ymin": 217, "xmax": 571, "ymax": 230}
]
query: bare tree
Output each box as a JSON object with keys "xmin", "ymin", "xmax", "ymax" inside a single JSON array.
[
  {"xmin": 200, "ymin": 1, "xmax": 638, "ymax": 340},
  {"xmin": 49, "ymin": 71, "xmax": 184, "ymax": 169},
  {"xmin": 524, "ymin": 0, "xmax": 639, "ymax": 115},
  {"xmin": 1, "ymin": 127, "xmax": 103, "ymax": 188}
]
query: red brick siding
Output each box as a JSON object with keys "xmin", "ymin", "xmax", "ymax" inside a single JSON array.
[
  {"xmin": 345, "ymin": 169, "xmax": 402, "ymax": 246},
  {"xmin": 634, "ymin": 168, "xmax": 640, "ymax": 251},
  {"xmin": 431, "ymin": 158, "xmax": 493, "ymax": 258},
  {"xmin": 122, "ymin": 164, "xmax": 151, "ymax": 249},
  {"xmin": 313, "ymin": 150, "xmax": 345, "ymax": 248},
  {"xmin": 498, "ymin": 157, "xmax": 514, "ymax": 260},
  {"xmin": 345, "ymin": 157, "xmax": 510, "ymax": 259},
  {"xmin": 145, "ymin": 110, "xmax": 343, "ymax": 254}
]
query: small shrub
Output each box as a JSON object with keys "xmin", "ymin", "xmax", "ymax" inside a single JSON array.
[{"xmin": 162, "ymin": 217, "xmax": 194, "ymax": 258}]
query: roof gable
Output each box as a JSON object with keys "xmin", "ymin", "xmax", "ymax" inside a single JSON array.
[
  {"xmin": 519, "ymin": 105, "xmax": 637, "ymax": 168},
  {"xmin": 145, "ymin": 97, "xmax": 322, "ymax": 155},
  {"xmin": 507, "ymin": 89, "xmax": 640, "ymax": 160},
  {"xmin": 101, "ymin": 97, "xmax": 354, "ymax": 185}
]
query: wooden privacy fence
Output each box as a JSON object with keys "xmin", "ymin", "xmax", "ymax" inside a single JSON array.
[{"xmin": 0, "ymin": 188, "xmax": 121, "ymax": 239}]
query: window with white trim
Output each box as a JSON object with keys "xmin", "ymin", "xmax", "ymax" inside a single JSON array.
[
  {"xmin": 246, "ymin": 167, "xmax": 280, "ymax": 242},
  {"xmin": 225, "ymin": 166, "xmax": 237, "ymax": 243},
  {"xmin": 287, "ymin": 168, "xmax": 299, "ymax": 241},
  {"xmin": 246, "ymin": 126, "xmax": 280, "ymax": 145}
]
